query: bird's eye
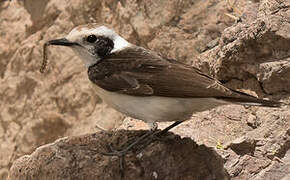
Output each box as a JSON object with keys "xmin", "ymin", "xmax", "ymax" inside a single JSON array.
[{"xmin": 86, "ymin": 35, "xmax": 97, "ymax": 43}]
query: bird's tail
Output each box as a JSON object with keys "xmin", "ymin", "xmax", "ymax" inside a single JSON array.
[
  {"xmin": 221, "ymin": 96, "xmax": 282, "ymax": 107},
  {"xmin": 218, "ymin": 89, "xmax": 284, "ymax": 107}
]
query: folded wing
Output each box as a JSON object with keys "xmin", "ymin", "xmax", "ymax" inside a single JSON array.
[{"xmin": 88, "ymin": 46, "xmax": 281, "ymax": 107}]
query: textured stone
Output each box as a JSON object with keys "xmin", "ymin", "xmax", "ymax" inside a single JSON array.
[
  {"xmin": 0, "ymin": 0, "xmax": 289, "ymax": 179},
  {"xmin": 198, "ymin": 0, "xmax": 290, "ymax": 95},
  {"xmin": 8, "ymin": 132, "xmax": 229, "ymax": 180},
  {"xmin": 225, "ymin": 136, "xmax": 256, "ymax": 156}
]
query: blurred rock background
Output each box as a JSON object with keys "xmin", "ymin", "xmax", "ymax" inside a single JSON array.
[{"xmin": 0, "ymin": 0, "xmax": 289, "ymax": 179}]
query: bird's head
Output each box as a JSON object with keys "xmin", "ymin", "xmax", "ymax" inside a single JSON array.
[{"xmin": 47, "ymin": 24, "xmax": 131, "ymax": 67}]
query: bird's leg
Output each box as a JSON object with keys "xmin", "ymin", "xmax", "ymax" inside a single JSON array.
[
  {"xmin": 100, "ymin": 122, "xmax": 158, "ymax": 156},
  {"xmin": 135, "ymin": 121, "xmax": 184, "ymax": 151},
  {"xmin": 156, "ymin": 121, "xmax": 183, "ymax": 135},
  {"xmin": 100, "ymin": 122, "xmax": 158, "ymax": 178},
  {"xmin": 100, "ymin": 121, "xmax": 183, "ymax": 178},
  {"xmin": 101, "ymin": 121, "xmax": 183, "ymax": 156}
]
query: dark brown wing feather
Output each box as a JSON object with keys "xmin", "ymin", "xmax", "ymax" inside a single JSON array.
[{"xmin": 88, "ymin": 46, "xmax": 280, "ymax": 107}]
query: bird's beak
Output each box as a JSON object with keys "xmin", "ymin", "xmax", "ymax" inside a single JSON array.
[{"xmin": 46, "ymin": 38, "xmax": 78, "ymax": 47}]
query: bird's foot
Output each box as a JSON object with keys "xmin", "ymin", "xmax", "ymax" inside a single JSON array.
[
  {"xmin": 99, "ymin": 121, "xmax": 184, "ymax": 178},
  {"xmin": 100, "ymin": 130, "xmax": 158, "ymax": 177},
  {"xmin": 100, "ymin": 143, "xmax": 130, "ymax": 157}
]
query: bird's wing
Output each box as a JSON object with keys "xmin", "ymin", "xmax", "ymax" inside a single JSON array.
[
  {"xmin": 89, "ymin": 47, "xmax": 234, "ymax": 97},
  {"xmin": 88, "ymin": 47, "xmax": 280, "ymax": 106}
]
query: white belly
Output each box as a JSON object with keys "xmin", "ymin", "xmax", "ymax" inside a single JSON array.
[{"xmin": 93, "ymin": 85, "xmax": 228, "ymax": 122}]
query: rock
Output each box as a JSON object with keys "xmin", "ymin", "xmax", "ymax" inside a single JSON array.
[
  {"xmin": 225, "ymin": 136, "xmax": 256, "ymax": 156},
  {"xmin": 0, "ymin": 0, "xmax": 289, "ymax": 179},
  {"xmin": 8, "ymin": 131, "xmax": 229, "ymax": 180},
  {"xmin": 198, "ymin": 0, "xmax": 290, "ymax": 96},
  {"xmin": 246, "ymin": 114, "xmax": 259, "ymax": 129},
  {"xmin": 254, "ymin": 149, "xmax": 290, "ymax": 180},
  {"xmin": 0, "ymin": 0, "xmax": 239, "ymax": 178}
]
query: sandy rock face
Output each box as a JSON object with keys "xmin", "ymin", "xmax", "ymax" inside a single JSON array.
[
  {"xmin": 8, "ymin": 132, "xmax": 229, "ymax": 180},
  {"xmin": 0, "ymin": 0, "xmax": 289, "ymax": 179}
]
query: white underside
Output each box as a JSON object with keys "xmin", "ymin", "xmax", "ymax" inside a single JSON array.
[{"xmin": 93, "ymin": 85, "xmax": 229, "ymax": 123}]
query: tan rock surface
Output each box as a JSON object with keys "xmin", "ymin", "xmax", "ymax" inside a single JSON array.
[
  {"xmin": 0, "ymin": 0, "xmax": 289, "ymax": 179},
  {"xmin": 8, "ymin": 131, "xmax": 229, "ymax": 180}
]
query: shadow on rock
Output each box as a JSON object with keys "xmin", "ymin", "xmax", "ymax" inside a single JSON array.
[{"xmin": 9, "ymin": 130, "xmax": 230, "ymax": 180}]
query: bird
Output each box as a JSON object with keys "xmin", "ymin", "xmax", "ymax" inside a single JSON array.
[{"xmin": 41, "ymin": 23, "xmax": 281, "ymax": 156}]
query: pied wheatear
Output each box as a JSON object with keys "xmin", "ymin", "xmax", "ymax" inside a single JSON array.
[{"xmin": 41, "ymin": 23, "xmax": 282, "ymax": 162}]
